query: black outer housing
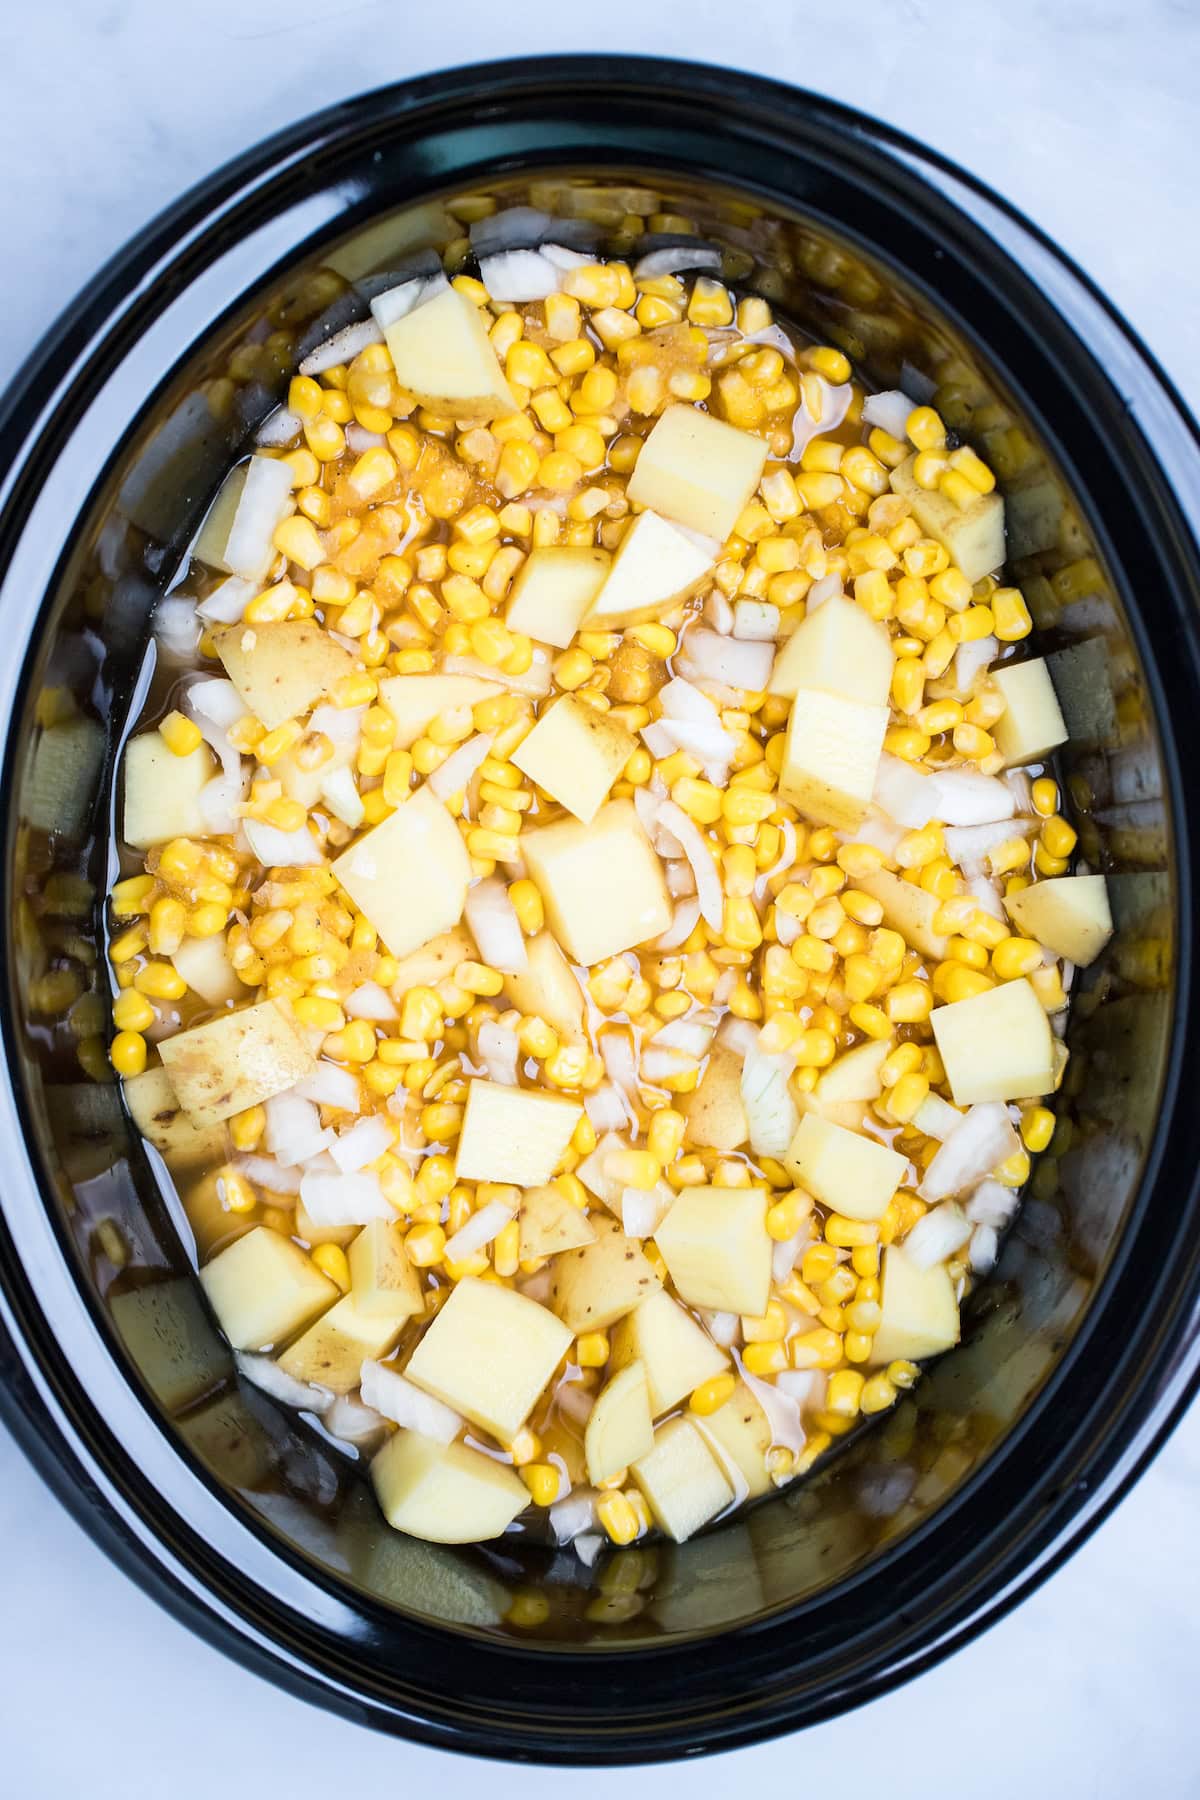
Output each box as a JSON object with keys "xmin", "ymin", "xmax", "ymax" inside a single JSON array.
[{"xmin": 0, "ymin": 57, "xmax": 1197, "ymax": 1762}]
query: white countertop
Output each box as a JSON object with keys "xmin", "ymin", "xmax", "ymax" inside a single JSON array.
[{"xmin": 2, "ymin": 2, "xmax": 1197, "ymax": 1793}]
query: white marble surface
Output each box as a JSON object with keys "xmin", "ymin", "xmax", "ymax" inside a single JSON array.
[{"xmin": 1, "ymin": 2, "xmax": 1197, "ymax": 1793}]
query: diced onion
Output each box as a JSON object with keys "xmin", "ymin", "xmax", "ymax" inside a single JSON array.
[
  {"xmin": 469, "ymin": 205, "xmax": 554, "ymax": 252},
  {"xmin": 912, "ymin": 1092, "xmax": 964, "ymax": 1142},
  {"xmin": 152, "ymin": 596, "xmax": 201, "ymax": 658},
  {"xmin": 772, "ymin": 1230, "xmax": 806, "ymax": 1281},
  {"xmin": 775, "ymin": 1369, "xmax": 823, "ymax": 1408},
  {"xmin": 308, "ymin": 703, "xmax": 365, "ymax": 746},
  {"xmin": 966, "ymin": 1180, "xmax": 1019, "ymax": 1228},
  {"xmin": 196, "ymin": 576, "xmax": 256, "ymax": 624},
  {"xmin": 318, "ymin": 763, "xmax": 365, "ymax": 828},
  {"xmin": 600, "ymin": 1029, "xmax": 638, "ymax": 1096},
  {"xmin": 585, "ymin": 1084, "xmax": 629, "ymax": 1133},
  {"xmin": 742, "ymin": 1042, "xmax": 800, "ymax": 1156},
  {"xmin": 805, "ymin": 573, "xmax": 844, "ymax": 612},
  {"xmin": 904, "ymin": 1202, "xmax": 973, "ymax": 1269},
  {"xmin": 928, "ymin": 767, "xmax": 1015, "ymax": 827},
  {"xmin": 330, "ymin": 1114, "xmax": 393, "ymax": 1174},
  {"xmin": 345, "ymin": 423, "xmax": 385, "ymax": 453},
  {"xmin": 733, "ymin": 600, "xmax": 780, "ymax": 642},
  {"xmin": 443, "ymin": 649, "xmax": 552, "ymax": 698},
  {"xmin": 478, "ymin": 249, "xmax": 559, "ymax": 300},
  {"xmin": 874, "ymin": 753, "xmax": 938, "ymax": 829},
  {"xmin": 443, "ymin": 1196, "xmax": 518, "ymax": 1263},
  {"xmin": 655, "ymin": 799, "xmax": 724, "ymax": 929},
  {"xmin": 633, "ymin": 243, "xmax": 722, "ymax": 280},
  {"xmin": 299, "ymin": 1170, "xmax": 392, "ymax": 1226},
  {"xmin": 323, "ymin": 1394, "xmax": 388, "ymax": 1445},
  {"xmin": 299, "ymin": 318, "xmax": 385, "ymax": 376},
  {"xmin": 294, "ymin": 1061, "xmax": 361, "ymax": 1112},
  {"xmin": 370, "ymin": 273, "xmax": 447, "ymax": 330},
  {"xmin": 969, "ymin": 1223, "xmax": 1000, "ymax": 1272},
  {"xmin": 233, "ymin": 1152, "xmax": 303, "ymax": 1194},
  {"xmin": 360, "ymin": 1361, "xmax": 462, "ymax": 1444},
  {"xmin": 919, "ymin": 1103, "xmax": 1020, "ymax": 1202},
  {"xmin": 967, "ymin": 874, "xmax": 1006, "ymax": 920},
  {"xmin": 198, "ymin": 772, "xmax": 245, "ymax": 835},
  {"xmin": 187, "ymin": 676, "xmax": 247, "ymax": 731},
  {"xmin": 862, "ymin": 389, "xmax": 917, "ymax": 438},
  {"xmin": 792, "ymin": 378, "xmax": 852, "ymax": 455},
  {"xmin": 954, "ymin": 634, "xmax": 998, "ymax": 694},
  {"xmin": 265, "ymin": 1092, "xmax": 333, "ymax": 1166},
  {"xmin": 549, "ymin": 1489, "xmax": 597, "ymax": 1545},
  {"xmin": 465, "ymin": 876, "xmax": 528, "ymax": 974},
  {"xmin": 640, "ymin": 1045, "xmax": 699, "ymax": 1083},
  {"xmin": 345, "ymin": 982, "xmax": 397, "ymax": 1021},
  {"xmin": 704, "ymin": 589, "xmax": 735, "ymax": 634},
  {"xmin": 477, "ymin": 1018, "xmax": 520, "ymax": 1086},
  {"xmin": 653, "ymin": 1012, "xmax": 718, "ymax": 1058},
  {"xmin": 244, "ymin": 817, "xmax": 325, "ymax": 868},
  {"xmin": 701, "ymin": 1309, "xmax": 740, "ymax": 1347},
  {"xmin": 665, "ymin": 860, "xmax": 696, "ymax": 897},
  {"xmin": 677, "ymin": 627, "xmax": 773, "ymax": 692},
  {"xmin": 622, "ymin": 1184, "xmax": 672, "ymax": 1239},
  {"xmin": 944, "ymin": 817, "xmax": 1035, "ymax": 877},
  {"xmin": 224, "ymin": 455, "xmax": 295, "ymax": 583},
  {"xmin": 538, "ymin": 242, "xmax": 596, "ymax": 271},
  {"xmin": 849, "ymin": 811, "xmax": 906, "ymax": 858},
  {"xmin": 737, "ymin": 1356, "xmax": 806, "ymax": 1453},
  {"xmin": 255, "ymin": 407, "xmax": 302, "ymax": 448},
  {"xmin": 236, "ymin": 1352, "xmax": 332, "ymax": 1413},
  {"xmin": 654, "ymin": 896, "xmax": 700, "ymax": 949}
]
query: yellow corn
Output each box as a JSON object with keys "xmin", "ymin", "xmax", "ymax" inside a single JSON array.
[{"xmin": 158, "ymin": 711, "xmax": 202, "ymax": 756}]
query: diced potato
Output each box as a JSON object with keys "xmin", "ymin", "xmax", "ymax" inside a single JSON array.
[
  {"xmin": 213, "ymin": 620, "xmax": 354, "ymax": 731},
  {"xmin": 123, "ymin": 1066, "xmax": 228, "ymax": 1167},
  {"xmin": 378, "ymin": 673, "xmax": 503, "ymax": 750},
  {"xmin": 1005, "ymin": 874, "xmax": 1113, "ymax": 968},
  {"xmin": 815, "ymin": 1036, "xmax": 894, "ymax": 1104},
  {"xmin": 681, "ymin": 1043, "xmax": 748, "ymax": 1151},
  {"xmin": 384, "ymin": 285, "xmax": 517, "ymax": 421},
  {"xmin": 768, "ymin": 595, "xmax": 894, "ymax": 707},
  {"xmin": 512, "ymin": 695, "xmax": 635, "ymax": 824},
  {"xmin": 990, "ymin": 658, "xmax": 1069, "ymax": 766},
  {"xmin": 795, "ymin": 1088, "xmax": 870, "ymax": 1135},
  {"xmin": 584, "ymin": 510, "xmax": 715, "ymax": 627},
  {"xmin": 930, "ymin": 976, "xmax": 1055, "ymax": 1104},
  {"xmin": 550, "ymin": 1215, "xmax": 662, "ymax": 1332},
  {"xmin": 199, "ymin": 1225, "xmax": 338, "ymax": 1351},
  {"xmin": 783, "ymin": 1114, "xmax": 908, "ymax": 1222},
  {"xmin": 122, "ymin": 733, "xmax": 215, "ymax": 850},
  {"xmin": 158, "ymin": 999, "xmax": 315, "ymax": 1124},
  {"xmin": 331, "ymin": 787, "xmax": 471, "ymax": 959},
  {"xmin": 348, "ymin": 1218, "xmax": 425, "ymax": 1322},
  {"xmin": 630, "ymin": 1415, "xmax": 733, "ymax": 1543},
  {"xmin": 584, "ymin": 1360, "xmax": 655, "ymax": 1484},
  {"xmin": 694, "ymin": 1379, "xmax": 774, "ymax": 1500},
  {"xmin": 389, "ymin": 925, "xmax": 475, "ymax": 996},
  {"xmin": 518, "ymin": 1183, "xmax": 597, "ymax": 1260},
  {"xmin": 855, "ymin": 868, "xmax": 949, "ymax": 961},
  {"xmin": 521, "ymin": 798, "xmax": 672, "ymax": 965},
  {"xmin": 506, "ymin": 546, "xmax": 611, "ymax": 647},
  {"xmin": 171, "ymin": 934, "xmax": 242, "ymax": 1006},
  {"xmin": 277, "ymin": 1294, "xmax": 412, "ymax": 1394},
  {"xmin": 654, "ymin": 1186, "xmax": 771, "ymax": 1317},
  {"xmin": 455, "ymin": 1079, "xmax": 582, "ymax": 1186},
  {"xmin": 111, "ymin": 1277, "xmax": 231, "ymax": 1411},
  {"xmin": 779, "ymin": 689, "xmax": 889, "ymax": 830},
  {"xmin": 890, "ymin": 453, "xmax": 1006, "ymax": 583},
  {"xmin": 405, "ymin": 1276, "xmax": 571, "ymax": 1441},
  {"xmin": 609, "ymin": 1289, "xmax": 729, "ymax": 1416},
  {"xmin": 502, "ymin": 930, "xmax": 586, "ymax": 1042},
  {"xmin": 627, "ymin": 404, "xmax": 769, "ymax": 541},
  {"xmin": 371, "ymin": 1429, "xmax": 528, "ymax": 1544},
  {"xmin": 871, "ymin": 1244, "xmax": 960, "ymax": 1365}
]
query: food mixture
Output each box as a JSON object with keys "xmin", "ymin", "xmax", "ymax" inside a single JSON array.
[{"xmin": 107, "ymin": 217, "xmax": 1113, "ymax": 1560}]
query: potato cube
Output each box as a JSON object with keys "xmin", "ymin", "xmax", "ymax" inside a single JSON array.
[
  {"xmin": 454, "ymin": 1079, "xmax": 582, "ymax": 1187},
  {"xmin": 389, "ymin": 925, "xmax": 476, "ymax": 996},
  {"xmin": 331, "ymin": 786, "xmax": 471, "ymax": 960},
  {"xmin": 277, "ymin": 1294, "xmax": 412, "ymax": 1394},
  {"xmin": 384, "ymin": 285, "xmax": 517, "ymax": 421},
  {"xmin": 512, "ymin": 695, "xmax": 635, "ymax": 824},
  {"xmin": 1005, "ymin": 873, "xmax": 1113, "ymax": 968},
  {"xmin": 123, "ymin": 733, "xmax": 215, "ymax": 849},
  {"xmin": 779, "ymin": 689, "xmax": 889, "ymax": 830},
  {"xmin": 694, "ymin": 1379, "xmax": 774, "ymax": 1499},
  {"xmin": 871, "ymin": 1244, "xmax": 960, "ymax": 1365},
  {"xmin": 378, "ymin": 673, "xmax": 503, "ymax": 750},
  {"xmin": 123, "ymin": 1066, "xmax": 228, "ymax": 1167},
  {"xmin": 506, "ymin": 546, "xmax": 611, "ymax": 647},
  {"xmin": 521, "ymin": 798, "xmax": 672, "ymax": 964},
  {"xmin": 348, "ymin": 1218, "xmax": 425, "ymax": 1322},
  {"xmin": 111, "ymin": 1278, "xmax": 231, "ymax": 1412},
  {"xmin": 890, "ymin": 453, "xmax": 1006, "ymax": 583},
  {"xmin": 171, "ymin": 934, "xmax": 242, "ymax": 1006},
  {"xmin": 680, "ymin": 1043, "xmax": 748, "ymax": 1152},
  {"xmin": 631, "ymin": 1416, "xmax": 733, "ymax": 1543},
  {"xmin": 199, "ymin": 1225, "xmax": 338, "ymax": 1351},
  {"xmin": 654, "ymin": 1186, "xmax": 771, "ymax": 1317},
  {"xmin": 518, "ymin": 1184, "xmax": 597, "ymax": 1261},
  {"xmin": 855, "ymin": 868, "xmax": 949, "ymax": 961},
  {"xmin": 158, "ymin": 1000, "xmax": 315, "ymax": 1124},
  {"xmin": 584, "ymin": 510, "xmax": 715, "ymax": 627},
  {"xmin": 815, "ymin": 1036, "xmax": 894, "ymax": 1104},
  {"xmin": 768, "ymin": 595, "xmax": 894, "ymax": 707},
  {"xmin": 405, "ymin": 1276, "xmax": 571, "ymax": 1442},
  {"xmin": 213, "ymin": 620, "xmax": 354, "ymax": 730},
  {"xmin": 930, "ymin": 976, "xmax": 1055, "ymax": 1104},
  {"xmin": 371, "ymin": 1429, "xmax": 528, "ymax": 1543},
  {"xmin": 584, "ymin": 1361, "xmax": 655, "ymax": 1484},
  {"xmin": 990, "ymin": 658, "xmax": 1069, "ymax": 766},
  {"xmin": 783, "ymin": 1114, "xmax": 908, "ymax": 1222},
  {"xmin": 502, "ymin": 930, "xmax": 586, "ymax": 1041},
  {"xmin": 628, "ymin": 404, "xmax": 768, "ymax": 541},
  {"xmin": 609, "ymin": 1289, "xmax": 729, "ymax": 1416},
  {"xmin": 550, "ymin": 1215, "xmax": 662, "ymax": 1332}
]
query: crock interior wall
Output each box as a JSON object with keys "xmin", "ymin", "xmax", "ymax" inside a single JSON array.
[{"xmin": 7, "ymin": 160, "xmax": 1174, "ymax": 1646}]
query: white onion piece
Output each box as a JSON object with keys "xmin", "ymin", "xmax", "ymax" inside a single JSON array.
[
  {"xmin": 294, "ymin": 1061, "xmax": 361, "ymax": 1112},
  {"xmin": 966, "ymin": 1179, "xmax": 1019, "ymax": 1228},
  {"xmin": 1003, "ymin": 769, "xmax": 1035, "ymax": 813},
  {"xmin": 585, "ymin": 1083, "xmax": 628, "ymax": 1133},
  {"xmin": 641, "ymin": 721, "xmax": 675, "ymax": 759},
  {"xmin": 538, "ymin": 242, "xmax": 595, "ymax": 272},
  {"xmin": 792, "ymin": 378, "xmax": 852, "ymax": 455},
  {"xmin": 478, "ymin": 248, "xmax": 559, "ymax": 300},
  {"xmin": 873, "ymin": 753, "xmax": 939, "ymax": 829},
  {"xmin": 345, "ymin": 981, "xmax": 397, "ymax": 1022},
  {"xmin": 678, "ymin": 627, "xmax": 773, "ymax": 692},
  {"xmin": 775, "ymin": 1370, "xmax": 824, "ymax": 1408},
  {"xmin": 318, "ymin": 763, "xmax": 364, "ymax": 828},
  {"xmin": 255, "ymin": 407, "xmax": 302, "ymax": 448},
  {"xmin": 236, "ymin": 1352, "xmax": 332, "ymax": 1413},
  {"xmin": 330, "ymin": 1113, "xmax": 392, "ymax": 1174},
  {"xmin": 704, "ymin": 589, "xmax": 735, "ymax": 634},
  {"xmin": 928, "ymin": 768, "xmax": 1014, "ymax": 827},
  {"xmin": 955, "ymin": 634, "xmax": 998, "ymax": 694},
  {"xmin": 656, "ymin": 799, "xmax": 724, "ymax": 929},
  {"xmin": 184, "ymin": 687, "xmax": 244, "ymax": 786},
  {"xmin": 233, "ymin": 1152, "xmax": 303, "ymax": 1194},
  {"xmin": 621, "ymin": 1184, "xmax": 671, "ymax": 1239},
  {"xmin": 196, "ymin": 576, "xmax": 256, "ymax": 624},
  {"xmin": 742, "ymin": 1043, "xmax": 799, "ymax": 1156},
  {"xmin": 323, "ymin": 1394, "xmax": 388, "ymax": 1445},
  {"xmin": 850, "ymin": 810, "xmax": 906, "ymax": 858},
  {"xmin": 308, "ymin": 703, "xmax": 365, "ymax": 746},
  {"xmin": 772, "ymin": 1231, "xmax": 806, "ymax": 1281},
  {"xmin": 654, "ymin": 896, "xmax": 700, "ymax": 949},
  {"xmin": 299, "ymin": 1170, "xmax": 392, "ymax": 1226},
  {"xmin": 477, "ymin": 1018, "xmax": 520, "ymax": 1086},
  {"xmin": 653, "ymin": 1012, "xmax": 718, "ymax": 1058},
  {"xmin": 152, "ymin": 596, "xmax": 201, "ymax": 658},
  {"xmin": 774, "ymin": 910, "xmax": 802, "ymax": 947},
  {"xmin": 244, "ymin": 817, "xmax": 325, "ymax": 868},
  {"xmin": 665, "ymin": 860, "xmax": 696, "ymax": 897},
  {"xmin": 443, "ymin": 1196, "xmax": 518, "ymax": 1263},
  {"xmin": 967, "ymin": 873, "xmax": 1006, "ymax": 919},
  {"xmin": 345, "ymin": 423, "xmax": 385, "ymax": 453},
  {"xmin": 549, "ymin": 1489, "xmax": 597, "ymax": 1545},
  {"xmin": 469, "ymin": 205, "xmax": 554, "ymax": 251},
  {"xmin": 756, "ymin": 817, "xmax": 798, "ymax": 886},
  {"xmin": 656, "ymin": 719, "xmax": 734, "ymax": 781},
  {"xmin": 265, "ymin": 1092, "xmax": 332, "ymax": 1166},
  {"xmin": 904, "ymin": 1202, "xmax": 973, "ymax": 1269},
  {"xmin": 919, "ymin": 1103, "xmax": 1020, "ymax": 1202},
  {"xmin": 733, "ymin": 600, "xmax": 780, "ymax": 642},
  {"xmin": 701, "ymin": 1309, "xmax": 740, "ymax": 1347},
  {"xmin": 443, "ymin": 650, "xmax": 552, "ymax": 698},
  {"xmin": 862, "ymin": 389, "xmax": 917, "ymax": 439},
  {"xmin": 633, "ymin": 243, "xmax": 722, "ymax": 280},
  {"xmin": 197, "ymin": 772, "xmax": 245, "ymax": 835},
  {"xmin": 601, "ymin": 1029, "xmax": 638, "ymax": 1095},
  {"xmin": 640, "ymin": 1045, "xmax": 698, "ymax": 1082},
  {"xmin": 370, "ymin": 273, "xmax": 447, "ymax": 329},
  {"xmin": 224, "ymin": 456, "xmax": 295, "ymax": 583},
  {"xmin": 912, "ymin": 1092, "xmax": 964, "ymax": 1142},
  {"xmin": 945, "ymin": 817, "xmax": 1035, "ymax": 877},
  {"xmin": 185, "ymin": 676, "xmax": 247, "ymax": 730},
  {"xmin": 360, "ymin": 1361, "xmax": 462, "ymax": 1444},
  {"xmin": 969, "ymin": 1223, "xmax": 1000, "ymax": 1272},
  {"xmin": 659, "ymin": 676, "xmax": 723, "ymax": 729},
  {"xmin": 736, "ymin": 1357, "xmax": 806, "ymax": 1453},
  {"xmin": 634, "ymin": 785, "xmax": 681, "ymax": 855},
  {"xmin": 571, "ymin": 1533, "xmax": 603, "ymax": 1566},
  {"xmin": 299, "ymin": 318, "xmax": 385, "ymax": 376},
  {"xmin": 465, "ymin": 876, "xmax": 527, "ymax": 974},
  {"xmin": 805, "ymin": 573, "xmax": 844, "ymax": 612}
]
